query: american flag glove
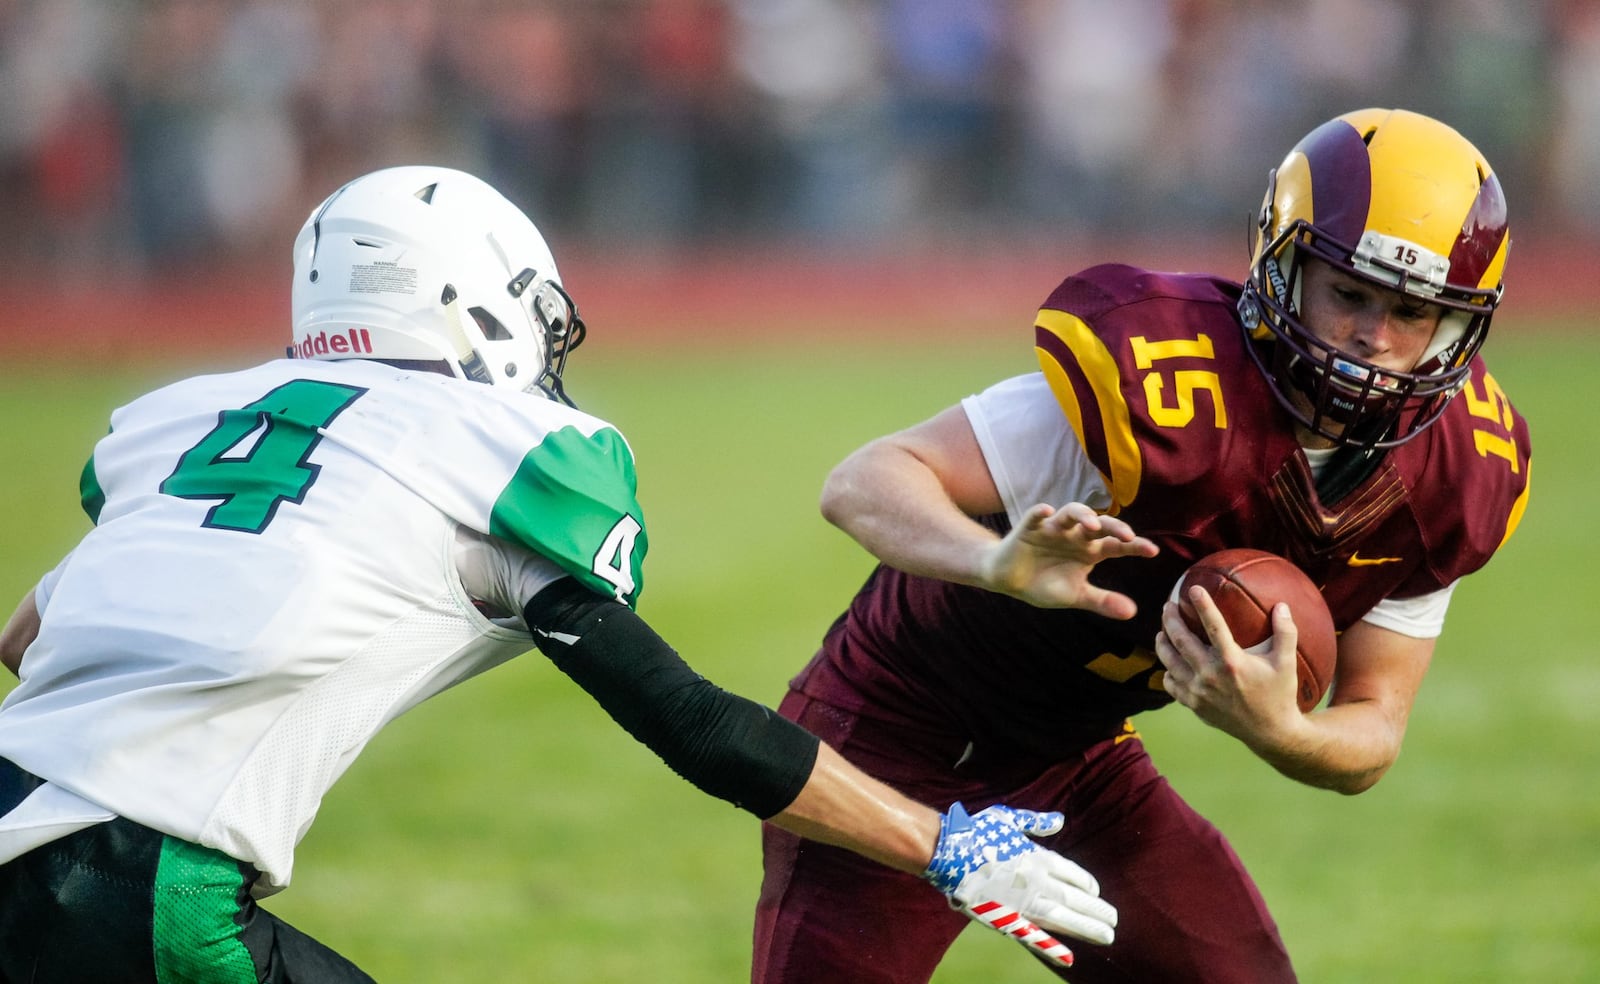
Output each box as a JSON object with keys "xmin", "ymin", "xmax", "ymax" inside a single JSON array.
[{"xmin": 923, "ymin": 802, "xmax": 1118, "ymax": 968}]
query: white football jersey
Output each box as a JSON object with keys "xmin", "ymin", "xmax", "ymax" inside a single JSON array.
[{"xmin": 0, "ymin": 358, "xmax": 647, "ymax": 893}]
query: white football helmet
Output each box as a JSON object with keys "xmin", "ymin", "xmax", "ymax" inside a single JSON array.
[{"xmin": 290, "ymin": 166, "xmax": 585, "ymax": 403}]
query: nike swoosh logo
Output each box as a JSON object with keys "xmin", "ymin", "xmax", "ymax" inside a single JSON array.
[{"xmin": 1347, "ymin": 552, "xmax": 1402, "ymax": 567}]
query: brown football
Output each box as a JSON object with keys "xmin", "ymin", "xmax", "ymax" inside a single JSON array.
[{"xmin": 1174, "ymin": 548, "xmax": 1337, "ymax": 713}]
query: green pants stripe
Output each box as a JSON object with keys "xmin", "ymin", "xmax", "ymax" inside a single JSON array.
[{"xmin": 153, "ymin": 836, "xmax": 259, "ymax": 983}]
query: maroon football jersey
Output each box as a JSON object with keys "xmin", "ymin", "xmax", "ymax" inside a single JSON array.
[{"xmin": 793, "ymin": 264, "xmax": 1532, "ymax": 760}]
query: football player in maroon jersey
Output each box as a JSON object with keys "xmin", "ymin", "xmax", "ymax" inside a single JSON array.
[{"xmin": 752, "ymin": 108, "xmax": 1531, "ymax": 983}]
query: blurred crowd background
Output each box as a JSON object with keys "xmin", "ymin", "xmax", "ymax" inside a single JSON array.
[{"xmin": 3, "ymin": 0, "xmax": 1598, "ymax": 282}]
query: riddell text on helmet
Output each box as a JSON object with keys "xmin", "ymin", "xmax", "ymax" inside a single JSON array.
[{"xmin": 290, "ymin": 328, "xmax": 374, "ymax": 360}]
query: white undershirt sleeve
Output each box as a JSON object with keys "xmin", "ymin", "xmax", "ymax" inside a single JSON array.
[
  {"xmin": 452, "ymin": 526, "xmax": 569, "ymax": 630},
  {"xmin": 1359, "ymin": 583, "xmax": 1456, "ymax": 639},
  {"xmin": 961, "ymin": 372, "xmax": 1112, "ymax": 524}
]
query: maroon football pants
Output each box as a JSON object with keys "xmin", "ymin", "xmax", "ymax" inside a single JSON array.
[{"xmin": 752, "ymin": 691, "xmax": 1297, "ymax": 983}]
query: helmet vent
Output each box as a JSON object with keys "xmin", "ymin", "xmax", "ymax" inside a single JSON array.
[
  {"xmin": 468, "ymin": 306, "xmax": 512, "ymax": 341},
  {"xmin": 414, "ymin": 183, "xmax": 438, "ymax": 204},
  {"xmin": 353, "ymin": 238, "xmax": 382, "ymax": 248}
]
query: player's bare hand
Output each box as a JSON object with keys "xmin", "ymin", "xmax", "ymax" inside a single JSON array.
[
  {"xmin": 1155, "ymin": 591, "xmax": 1301, "ymax": 740},
  {"xmin": 979, "ymin": 502, "xmax": 1158, "ymax": 616}
]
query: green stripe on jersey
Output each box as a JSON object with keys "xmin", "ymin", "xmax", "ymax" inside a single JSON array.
[
  {"xmin": 153, "ymin": 838, "xmax": 258, "ymax": 983},
  {"xmin": 489, "ymin": 424, "xmax": 648, "ymax": 607}
]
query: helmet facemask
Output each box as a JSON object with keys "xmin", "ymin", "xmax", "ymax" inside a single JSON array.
[
  {"xmin": 515, "ymin": 272, "xmax": 587, "ymax": 406},
  {"xmin": 1241, "ymin": 218, "xmax": 1495, "ymax": 450}
]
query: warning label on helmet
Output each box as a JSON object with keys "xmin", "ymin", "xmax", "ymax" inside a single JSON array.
[{"xmin": 349, "ymin": 261, "xmax": 418, "ymax": 295}]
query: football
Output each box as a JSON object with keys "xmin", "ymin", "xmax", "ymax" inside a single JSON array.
[{"xmin": 1173, "ymin": 548, "xmax": 1337, "ymax": 712}]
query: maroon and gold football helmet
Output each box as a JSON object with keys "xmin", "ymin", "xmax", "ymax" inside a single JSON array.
[{"xmin": 1238, "ymin": 108, "xmax": 1509, "ymax": 449}]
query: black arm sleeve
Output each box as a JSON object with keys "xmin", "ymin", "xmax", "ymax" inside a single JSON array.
[{"xmin": 522, "ymin": 578, "xmax": 820, "ymax": 820}]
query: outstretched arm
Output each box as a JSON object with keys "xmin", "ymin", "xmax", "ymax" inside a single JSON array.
[
  {"xmin": 770, "ymin": 739, "xmax": 935, "ymax": 872},
  {"xmin": 820, "ymin": 405, "xmax": 1156, "ymax": 615},
  {"xmin": 522, "ymin": 578, "xmax": 1116, "ymax": 964}
]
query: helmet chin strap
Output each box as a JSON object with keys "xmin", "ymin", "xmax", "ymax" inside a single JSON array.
[
  {"xmin": 439, "ymin": 284, "xmax": 494, "ymax": 385},
  {"xmin": 1419, "ymin": 311, "xmax": 1469, "ymax": 368},
  {"xmin": 1264, "ymin": 250, "xmax": 1300, "ymax": 318}
]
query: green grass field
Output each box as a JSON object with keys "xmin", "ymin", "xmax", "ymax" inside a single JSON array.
[{"xmin": 1, "ymin": 322, "xmax": 1595, "ymax": 982}]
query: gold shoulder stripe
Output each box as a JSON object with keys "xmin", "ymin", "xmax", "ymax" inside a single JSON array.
[{"xmin": 1034, "ymin": 308, "xmax": 1142, "ymax": 510}]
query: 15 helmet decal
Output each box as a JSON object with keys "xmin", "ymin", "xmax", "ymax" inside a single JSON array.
[
  {"xmin": 1238, "ymin": 108, "xmax": 1509, "ymax": 449},
  {"xmin": 289, "ymin": 166, "xmax": 586, "ymax": 405}
]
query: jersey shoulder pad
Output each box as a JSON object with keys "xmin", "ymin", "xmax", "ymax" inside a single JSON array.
[
  {"xmin": 1033, "ymin": 266, "xmax": 1256, "ymax": 510},
  {"xmin": 1408, "ymin": 355, "xmax": 1532, "ymax": 572},
  {"xmin": 1038, "ymin": 264, "xmax": 1238, "ymax": 323},
  {"xmin": 485, "ymin": 398, "xmax": 648, "ymax": 607},
  {"xmin": 329, "ymin": 365, "xmax": 652, "ymax": 608}
]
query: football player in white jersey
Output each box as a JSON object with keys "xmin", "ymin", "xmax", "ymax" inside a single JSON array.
[{"xmin": 0, "ymin": 167, "xmax": 1118, "ymax": 981}]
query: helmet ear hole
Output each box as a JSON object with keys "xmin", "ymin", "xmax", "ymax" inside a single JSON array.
[{"xmin": 468, "ymin": 307, "xmax": 512, "ymax": 341}]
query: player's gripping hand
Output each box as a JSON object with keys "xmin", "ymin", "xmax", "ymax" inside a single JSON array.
[
  {"xmin": 923, "ymin": 802, "xmax": 1117, "ymax": 968},
  {"xmin": 980, "ymin": 502, "xmax": 1158, "ymax": 617}
]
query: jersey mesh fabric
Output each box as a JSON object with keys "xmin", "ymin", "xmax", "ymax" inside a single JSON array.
[{"xmin": 201, "ymin": 593, "xmax": 528, "ymax": 894}]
